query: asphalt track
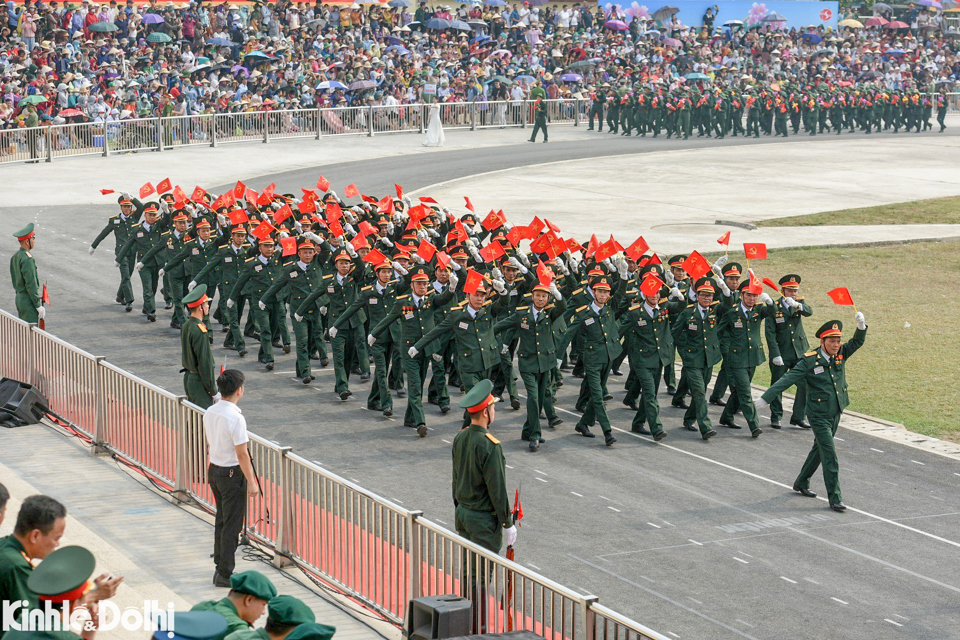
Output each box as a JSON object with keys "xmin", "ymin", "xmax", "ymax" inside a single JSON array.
[{"xmin": 2, "ymin": 128, "xmax": 960, "ymax": 640}]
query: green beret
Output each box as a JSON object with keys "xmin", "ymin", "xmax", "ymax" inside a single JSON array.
[
  {"xmin": 182, "ymin": 284, "xmax": 209, "ymax": 307},
  {"xmin": 458, "ymin": 379, "xmax": 495, "ymax": 411},
  {"xmin": 14, "ymin": 223, "xmax": 35, "ymax": 240},
  {"xmin": 230, "ymin": 571, "xmax": 277, "ymax": 601},
  {"xmin": 268, "ymin": 596, "xmax": 316, "ymax": 626},
  {"xmin": 284, "ymin": 623, "xmax": 337, "ymax": 640},
  {"xmin": 153, "ymin": 611, "xmax": 229, "ymax": 640},
  {"xmin": 28, "ymin": 546, "xmax": 95, "ymax": 599}
]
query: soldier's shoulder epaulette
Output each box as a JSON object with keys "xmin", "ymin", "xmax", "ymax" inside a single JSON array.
[
  {"xmin": 396, "ymin": 294, "xmax": 410, "ymax": 300},
  {"xmin": 161, "ymin": 230, "xmax": 170, "ymax": 236},
  {"xmin": 576, "ymin": 304, "xmax": 589, "ymax": 313},
  {"xmin": 626, "ymin": 289, "xmax": 638, "ymax": 295},
  {"xmin": 572, "ymin": 287, "xmax": 584, "ymax": 295},
  {"xmin": 109, "ymin": 214, "xmax": 118, "ymax": 219},
  {"xmin": 481, "ymin": 299, "xmax": 493, "ymax": 307},
  {"xmin": 241, "ymin": 242, "xmax": 251, "ymax": 248},
  {"xmin": 629, "ymin": 303, "xmax": 641, "ymax": 311},
  {"xmin": 710, "ymin": 300, "xmax": 721, "ymax": 306},
  {"xmin": 132, "ymin": 222, "xmax": 142, "ymax": 228},
  {"xmin": 804, "ymin": 349, "xmax": 818, "ymax": 357},
  {"xmin": 322, "ymin": 273, "xmax": 333, "ymax": 279},
  {"xmin": 686, "ymin": 303, "xmax": 696, "ymax": 308},
  {"xmin": 659, "ymin": 297, "xmax": 668, "ymax": 305},
  {"xmin": 245, "ymin": 256, "xmax": 257, "ymax": 262},
  {"xmin": 485, "ymin": 432, "xmax": 501, "ymax": 445},
  {"xmin": 361, "ymin": 285, "xmax": 373, "ymax": 292},
  {"xmin": 282, "ymin": 259, "xmax": 295, "ymax": 266},
  {"xmin": 516, "ymin": 305, "xmax": 529, "ymax": 311},
  {"xmin": 521, "ymin": 291, "xmax": 532, "ymax": 298},
  {"xmin": 544, "ymin": 303, "xmax": 555, "ymax": 311}
]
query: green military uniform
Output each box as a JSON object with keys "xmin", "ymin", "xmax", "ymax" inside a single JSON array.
[
  {"xmin": 224, "ymin": 595, "xmax": 316, "ymax": 640},
  {"xmin": 90, "ymin": 196, "xmax": 143, "ymax": 308},
  {"xmin": 671, "ymin": 278, "xmax": 722, "ymax": 439},
  {"xmin": 492, "ymin": 266, "xmax": 537, "ymax": 406},
  {"xmin": 761, "ymin": 321, "xmax": 867, "ymax": 508},
  {"xmin": 452, "ymin": 379, "xmax": 513, "ymax": 552},
  {"xmin": 528, "ymin": 98, "xmax": 548, "ymax": 143},
  {"xmin": 10, "ymin": 224, "xmax": 41, "ymax": 323},
  {"xmin": 494, "ymin": 295, "xmax": 566, "ymax": 447},
  {"xmin": 0, "ymin": 534, "xmax": 38, "ymax": 628},
  {"xmin": 163, "ymin": 224, "xmax": 220, "ymax": 329},
  {"xmin": 117, "ymin": 205, "xmax": 167, "ymax": 319},
  {"xmin": 149, "ymin": 218, "xmax": 191, "ymax": 327},
  {"xmin": 765, "ymin": 275, "xmax": 813, "ymax": 428},
  {"xmin": 194, "ymin": 231, "xmax": 252, "ymax": 353},
  {"xmin": 230, "ymin": 242, "xmax": 283, "ymax": 367},
  {"xmin": 181, "ymin": 284, "xmax": 218, "ymax": 409},
  {"xmin": 192, "ymin": 571, "xmax": 277, "ymax": 640},
  {"xmin": 155, "ymin": 611, "xmax": 228, "ymax": 640}
]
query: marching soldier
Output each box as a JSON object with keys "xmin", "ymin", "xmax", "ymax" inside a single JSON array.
[
  {"xmin": 765, "ymin": 274, "xmax": 813, "ymax": 429},
  {"xmin": 671, "ymin": 277, "xmax": 722, "ymax": 440},
  {"xmin": 116, "ymin": 202, "xmax": 167, "ymax": 323},
  {"xmin": 180, "ymin": 284, "xmax": 219, "ymax": 409},
  {"xmin": 165, "ymin": 218, "xmax": 220, "ymax": 331},
  {"xmin": 89, "ymin": 193, "xmax": 143, "ymax": 312},
  {"xmin": 155, "ymin": 211, "xmax": 192, "ymax": 329},
  {"xmin": 228, "ymin": 237, "xmax": 282, "ymax": 371},
  {"xmin": 757, "ymin": 313, "xmax": 868, "ymax": 512},
  {"xmin": 528, "ymin": 97, "xmax": 548, "ymax": 143},
  {"xmin": 709, "ymin": 261, "xmax": 742, "ymax": 406},
  {"xmin": 194, "ymin": 225, "xmax": 253, "ymax": 356},
  {"xmin": 10, "ymin": 224, "xmax": 43, "ymax": 324}
]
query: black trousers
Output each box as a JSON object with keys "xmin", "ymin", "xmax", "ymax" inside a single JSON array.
[{"xmin": 209, "ymin": 464, "xmax": 247, "ymax": 578}]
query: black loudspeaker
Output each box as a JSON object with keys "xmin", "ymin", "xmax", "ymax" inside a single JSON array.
[
  {"xmin": 405, "ymin": 595, "xmax": 472, "ymax": 640},
  {"xmin": 0, "ymin": 378, "xmax": 49, "ymax": 428}
]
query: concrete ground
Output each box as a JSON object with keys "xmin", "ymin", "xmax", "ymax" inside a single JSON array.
[{"xmin": 3, "ymin": 125, "xmax": 960, "ymax": 640}]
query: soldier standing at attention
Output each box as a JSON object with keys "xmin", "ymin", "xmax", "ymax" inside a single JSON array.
[
  {"xmin": 181, "ymin": 284, "xmax": 219, "ymax": 409},
  {"xmin": 765, "ymin": 274, "xmax": 813, "ymax": 429},
  {"xmin": 757, "ymin": 313, "xmax": 868, "ymax": 512},
  {"xmin": 89, "ymin": 193, "xmax": 143, "ymax": 312},
  {"xmin": 9, "ymin": 224, "xmax": 43, "ymax": 324}
]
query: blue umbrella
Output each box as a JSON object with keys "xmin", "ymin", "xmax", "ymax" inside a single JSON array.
[
  {"xmin": 484, "ymin": 0, "xmax": 507, "ymax": 6},
  {"xmin": 142, "ymin": 13, "xmax": 164, "ymax": 24},
  {"xmin": 386, "ymin": 45, "xmax": 411, "ymax": 55},
  {"xmin": 449, "ymin": 19, "xmax": 472, "ymax": 31},
  {"xmin": 388, "ymin": 0, "xmax": 411, "ymax": 5},
  {"xmin": 885, "ymin": 48, "xmax": 906, "ymax": 55},
  {"xmin": 244, "ymin": 51, "xmax": 273, "ymax": 59},
  {"xmin": 685, "ymin": 72, "xmax": 710, "ymax": 80},
  {"xmin": 515, "ymin": 74, "xmax": 535, "ymax": 83},
  {"xmin": 801, "ymin": 33, "xmax": 823, "ymax": 43},
  {"xmin": 205, "ymin": 37, "xmax": 232, "ymax": 46},
  {"xmin": 387, "ymin": 35, "xmax": 404, "ymax": 45},
  {"xmin": 316, "ymin": 80, "xmax": 348, "ymax": 90},
  {"xmin": 425, "ymin": 18, "xmax": 451, "ymax": 29},
  {"xmin": 559, "ymin": 73, "xmax": 582, "ymax": 82}
]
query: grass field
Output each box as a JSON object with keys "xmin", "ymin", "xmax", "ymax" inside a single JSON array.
[
  {"xmin": 757, "ymin": 195, "xmax": 960, "ymax": 227},
  {"xmin": 703, "ymin": 237, "xmax": 960, "ymax": 441}
]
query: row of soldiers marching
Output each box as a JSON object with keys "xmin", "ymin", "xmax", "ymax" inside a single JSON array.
[{"xmin": 587, "ymin": 81, "xmax": 949, "ymax": 139}]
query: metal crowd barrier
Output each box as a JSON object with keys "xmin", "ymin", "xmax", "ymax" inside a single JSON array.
[
  {"xmin": 0, "ymin": 308, "xmax": 667, "ymax": 640},
  {"xmin": 0, "ymin": 100, "xmax": 585, "ymax": 166}
]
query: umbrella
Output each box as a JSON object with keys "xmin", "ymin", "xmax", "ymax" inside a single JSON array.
[
  {"xmin": 723, "ymin": 20, "xmax": 743, "ymax": 26},
  {"xmin": 936, "ymin": 78, "xmax": 956, "ymax": 85},
  {"xmin": 88, "ymin": 21, "xmax": 118, "ymax": 32},
  {"xmin": 884, "ymin": 20, "xmax": 910, "ymax": 28},
  {"xmin": 662, "ymin": 37, "xmax": 682, "ymax": 47},
  {"xmin": 231, "ymin": 64, "xmax": 250, "ymax": 78},
  {"xmin": 483, "ymin": 0, "xmax": 506, "ymax": 5},
  {"xmin": 489, "ymin": 49, "xmax": 513, "ymax": 58},
  {"xmin": 386, "ymin": 44, "xmax": 410, "ymax": 54},
  {"xmin": 205, "ymin": 37, "xmax": 233, "ymax": 46},
  {"xmin": 146, "ymin": 32, "xmax": 172, "ymax": 43},
  {"xmin": 814, "ymin": 48, "xmax": 833, "ymax": 56},
  {"xmin": 529, "ymin": 0, "xmax": 549, "ymax": 5},
  {"xmin": 316, "ymin": 80, "xmax": 348, "ymax": 90},
  {"xmin": 425, "ymin": 18, "xmax": 451, "ymax": 30},
  {"xmin": 605, "ymin": 19, "xmax": 628, "ymax": 30},
  {"xmin": 652, "ymin": 6, "xmax": 679, "ymax": 21},
  {"xmin": 684, "ymin": 72, "xmax": 710, "ymax": 80},
  {"xmin": 801, "ymin": 33, "xmax": 822, "ymax": 43},
  {"xmin": 859, "ymin": 70, "xmax": 882, "ymax": 79},
  {"xmin": 944, "ymin": 0, "xmax": 959, "ymax": 7},
  {"xmin": 19, "ymin": 95, "xmax": 48, "ymax": 105},
  {"xmin": 57, "ymin": 108, "xmax": 84, "ymax": 117},
  {"xmin": 348, "ymin": 80, "xmax": 378, "ymax": 91},
  {"xmin": 566, "ymin": 59, "xmax": 596, "ymax": 69},
  {"xmin": 762, "ymin": 13, "xmax": 787, "ymax": 22},
  {"xmin": 515, "ymin": 74, "xmax": 535, "ymax": 83},
  {"xmin": 468, "ymin": 19, "xmax": 488, "ymax": 29},
  {"xmin": 141, "ymin": 13, "xmax": 164, "ymax": 24},
  {"xmin": 559, "ymin": 73, "xmax": 582, "ymax": 82},
  {"xmin": 918, "ymin": 0, "xmax": 942, "ymax": 7},
  {"xmin": 388, "ymin": 0, "xmax": 410, "ymax": 6},
  {"xmin": 885, "ymin": 48, "xmax": 906, "ymax": 55},
  {"xmin": 838, "ymin": 19, "xmax": 863, "ymax": 28},
  {"xmin": 872, "ymin": 2, "xmax": 893, "ymax": 13},
  {"xmin": 188, "ymin": 63, "xmax": 211, "ymax": 73},
  {"xmin": 864, "ymin": 16, "xmax": 888, "ymax": 26},
  {"xmin": 244, "ymin": 51, "xmax": 274, "ymax": 59},
  {"xmin": 489, "ymin": 75, "xmax": 512, "ymax": 83},
  {"xmin": 449, "ymin": 19, "xmax": 472, "ymax": 31}
]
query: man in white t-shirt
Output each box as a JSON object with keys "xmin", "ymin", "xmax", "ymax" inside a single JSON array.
[{"xmin": 203, "ymin": 369, "xmax": 258, "ymax": 587}]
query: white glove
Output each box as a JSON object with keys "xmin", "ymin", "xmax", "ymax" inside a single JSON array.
[
  {"xmin": 135, "ymin": 262, "xmax": 144, "ymax": 272},
  {"xmin": 319, "ymin": 306, "xmax": 328, "ymax": 316},
  {"xmin": 503, "ymin": 525, "xmax": 518, "ymax": 547},
  {"xmin": 492, "ymin": 279, "xmax": 507, "ymax": 295},
  {"xmin": 88, "ymin": 245, "xmax": 96, "ymax": 255},
  {"xmin": 501, "ymin": 344, "xmax": 510, "ymax": 355},
  {"xmin": 294, "ymin": 313, "xmax": 303, "ymax": 322},
  {"xmin": 344, "ymin": 224, "xmax": 357, "ymax": 237},
  {"xmin": 394, "ymin": 263, "xmax": 408, "ymax": 276},
  {"xmin": 549, "ymin": 282, "xmax": 562, "ymax": 300},
  {"xmin": 345, "ymin": 243, "xmax": 357, "ymax": 258},
  {"xmin": 258, "ymin": 300, "xmax": 267, "ymax": 311},
  {"xmin": 755, "ymin": 397, "xmax": 769, "ymax": 411},
  {"xmin": 226, "ymin": 299, "xmax": 235, "ymax": 308},
  {"xmin": 217, "ymin": 213, "xmax": 228, "ymax": 227},
  {"xmin": 492, "ymin": 267, "xmax": 504, "ymax": 281},
  {"xmin": 557, "ymin": 359, "xmax": 563, "ymax": 369},
  {"xmin": 759, "ymin": 292, "xmax": 773, "ymax": 305},
  {"xmin": 669, "ymin": 286, "xmax": 682, "ymax": 300},
  {"xmin": 508, "ymin": 256, "xmax": 528, "ymax": 275},
  {"xmin": 121, "ymin": 192, "xmax": 131, "ymax": 201},
  {"xmin": 160, "ymin": 200, "xmax": 170, "ymax": 214},
  {"xmin": 664, "ymin": 270, "xmax": 675, "ymax": 286},
  {"xmin": 386, "ymin": 222, "xmax": 395, "ymax": 235},
  {"xmin": 36, "ymin": 307, "xmax": 45, "ymax": 320},
  {"xmin": 448, "ymin": 272, "xmax": 459, "ymax": 290},
  {"xmin": 328, "ymin": 326, "xmax": 338, "ymax": 339},
  {"xmin": 416, "ymin": 229, "xmax": 428, "ymax": 241},
  {"xmin": 617, "ymin": 260, "xmax": 629, "ymax": 279},
  {"xmin": 469, "ymin": 246, "xmax": 482, "ymax": 263},
  {"xmin": 428, "ymin": 228, "xmax": 440, "ymax": 238},
  {"xmin": 186, "ymin": 204, "xmax": 197, "ymax": 218},
  {"xmin": 413, "ymin": 253, "xmax": 425, "ymax": 264},
  {"xmin": 712, "ymin": 255, "xmax": 729, "ymax": 271},
  {"xmin": 602, "ymin": 258, "xmax": 614, "ymax": 271},
  {"xmin": 408, "ymin": 346, "xmax": 419, "ymax": 358},
  {"xmin": 188, "ymin": 280, "xmax": 197, "ymax": 291},
  {"xmin": 114, "ymin": 261, "xmax": 121, "ymax": 268},
  {"xmin": 472, "ymin": 223, "xmax": 483, "ymax": 236},
  {"xmin": 305, "ymin": 231, "xmax": 324, "ymax": 245},
  {"xmin": 368, "ymin": 334, "xmax": 377, "ymax": 346},
  {"xmin": 158, "ymin": 268, "xmax": 165, "ymax": 277},
  {"xmin": 212, "ymin": 393, "xmax": 222, "ymax": 403},
  {"xmin": 717, "ymin": 279, "xmax": 731, "ymax": 297},
  {"xmin": 450, "ymin": 259, "xmax": 462, "ymax": 271},
  {"xmin": 782, "ymin": 296, "xmax": 799, "ymax": 309},
  {"xmin": 855, "ymin": 311, "xmax": 866, "ymax": 330},
  {"xmin": 772, "ymin": 356, "xmax": 784, "ymax": 366},
  {"xmin": 556, "ymin": 257, "xmax": 570, "ymax": 276},
  {"xmin": 432, "ymin": 353, "xmax": 443, "ymax": 362}
]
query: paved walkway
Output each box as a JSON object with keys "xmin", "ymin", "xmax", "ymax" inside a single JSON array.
[{"xmin": 0, "ymin": 425, "xmax": 396, "ymax": 640}]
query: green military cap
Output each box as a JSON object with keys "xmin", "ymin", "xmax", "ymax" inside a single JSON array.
[
  {"xmin": 27, "ymin": 545, "xmax": 96, "ymax": 602},
  {"xmin": 693, "ymin": 277, "xmax": 716, "ymax": 294},
  {"xmin": 721, "ymin": 262, "xmax": 742, "ymax": 278},
  {"xmin": 182, "ymin": 284, "xmax": 209, "ymax": 308},
  {"xmin": 816, "ymin": 320, "xmax": 843, "ymax": 339},
  {"xmin": 284, "ymin": 623, "xmax": 337, "ymax": 640},
  {"xmin": 268, "ymin": 596, "xmax": 316, "ymax": 626},
  {"xmin": 459, "ymin": 378, "xmax": 496, "ymax": 412},
  {"xmin": 14, "ymin": 223, "xmax": 35, "ymax": 241},
  {"xmin": 667, "ymin": 254, "xmax": 686, "ymax": 267},
  {"xmin": 153, "ymin": 611, "xmax": 229, "ymax": 640},
  {"xmin": 230, "ymin": 571, "xmax": 277, "ymax": 601},
  {"xmin": 778, "ymin": 274, "xmax": 801, "ymax": 288}
]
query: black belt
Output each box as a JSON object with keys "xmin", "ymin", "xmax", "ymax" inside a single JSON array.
[
  {"xmin": 210, "ymin": 463, "xmax": 240, "ymax": 470},
  {"xmin": 179, "ymin": 369, "xmax": 198, "ymax": 374}
]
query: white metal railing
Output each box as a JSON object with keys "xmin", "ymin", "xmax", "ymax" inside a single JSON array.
[
  {"xmin": 0, "ymin": 307, "xmax": 666, "ymax": 639},
  {"xmin": 0, "ymin": 100, "xmax": 585, "ymax": 166}
]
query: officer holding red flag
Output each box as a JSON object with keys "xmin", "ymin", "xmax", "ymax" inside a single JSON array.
[
  {"xmin": 765, "ymin": 274, "xmax": 814, "ymax": 429},
  {"xmin": 672, "ymin": 277, "xmax": 723, "ymax": 440}
]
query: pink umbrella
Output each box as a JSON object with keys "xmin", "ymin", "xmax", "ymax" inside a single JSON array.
[
  {"xmin": 604, "ymin": 19, "xmax": 628, "ymax": 30},
  {"xmin": 884, "ymin": 20, "xmax": 909, "ymax": 28},
  {"xmin": 663, "ymin": 37, "xmax": 683, "ymax": 47},
  {"xmin": 489, "ymin": 49, "xmax": 512, "ymax": 58},
  {"xmin": 864, "ymin": 16, "xmax": 888, "ymax": 26},
  {"xmin": 57, "ymin": 108, "xmax": 84, "ymax": 117}
]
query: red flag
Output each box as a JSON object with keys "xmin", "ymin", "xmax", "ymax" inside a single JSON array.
[
  {"xmin": 481, "ymin": 209, "xmax": 506, "ymax": 231},
  {"xmin": 527, "ymin": 217, "xmax": 545, "ymax": 237},
  {"xmin": 358, "ymin": 221, "xmax": 379, "ymax": 237},
  {"xmin": 529, "ymin": 234, "xmax": 552, "ymax": 255},
  {"xmin": 463, "ymin": 269, "xmax": 484, "ymax": 295},
  {"xmin": 408, "ymin": 204, "xmax": 428, "ymax": 223},
  {"xmin": 608, "ymin": 235, "xmax": 625, "ymax": 252},
  {"xmin": 447, "ymin": 220, "xmax": 468, "ymax": 245},
  {"xmin": 298, "ymin": 199, "xmax": 317, "ymax": 215},
  {"xmin": 350, "ymin": 234, "xmax": 370, "ymax": 252},
  {"xmin": 344, "ymin": 183, "xmax": 359, "ymax": 198},
  {"xmin": 377, "ymin": 196, "xmax": 395, "ymax": 215},
  {"xmin": 156, "ymin": 178, "xmax": 172, "ymax": 194},
  {"xmin": 682, "ymin": 250, "xmax": 711, "ymax": 280},
  {"xmin": 762, "ymin": 277, "xmax": 780, "ymax": 292},
  {"xmin": 173, "ymin": 185, "xmax": 188, "ymax": 206},
  {"xmin": 513, "ymin": 488, "xmax": 524, "ymax": 524},
  {"xmin": 506, "ymin": 226, "xmax": 524, "ymax": 247},
  {"xmin": 418, "ymin": 196, "xmax": 438, "ymax": 204},
  {"xmin": 479, "ymin": 241, "xmax": 505, "ymax": 263},
  {"xmin": 325, "ymin": 202, "xmax": 343, "ymax": 224},
  {"xmin": 328, "ymin": 218, "xmax": 344, "ymax": 238},
  {"xmin": 566, "ymin": 238, "xmax": 582, "ymax": 253},
  {"xmin": 594, "ymin": 239, "xmax": 618, "ymax": 263},
  {"xmin": 280, "ymin": 236, "xmax": 297, "ymax": 257},
  {"xmin": 743, "ymin": 243, "xmax": 768, "ymax": 260},
  {"xmin": 251, "ymin": 220, "xmax": 276, "ymax": 242},
  {"xmin": 536, "ymin": 260, "xmax": 554, "ymax": 287},
  {"xmin": 585, "ymin": 234, "xmax": 599, "ymax": 259},
  {"xmin": 363, "ymin": 248, "xmax": 387, "ymax": 265},
  {"xmin": 316, "ymin": 175, "xmax": 330, "ymax": 192},
  {"xmin": 227, "ymin": 209, "xmax": 249, "ymax": 225},
  {"xmin": 827, "ymin": 287, "xmax": 855, "ymax": 306},
  {"xmin": 544, "ymin": 218, "xmax": 561, "ymax": 233},
  {"xmin": 640, "ymin": 273, "xmax": 664, "ymax": 297},
  {"xmin": 274, "ymin": 204, "xmax": 293, "ymax": 224},
  {"xmin": 395, "ymin": 183, "xmax": 404, "ymax": 199},
  {"xmin": 647, "ymin": 253, "xmax": 662, "ymax": 266},
  {"xmin": 417, "ymin": 239, "xmax": 437, "ymax": 262},
  {"xmin": 464, "ymin": 196, "xmax": 475, "ymax": 213},
  {"xmin": 436, "ymin": 251, "xmax": 451, "ymax": 271},
  {"xmin": 361, "ymin": 194, "xmax": 379, "ymax": 204},
  {"xmin": 191, "ymin": 186, "xmax": 208, "ymax": 202},
  {"xmin": 233, "ymin": 180, "xmax": 246, "ymax": 199},
  {"xmin": 245, "ymin": 189, "xmax": 260, "ymax": 208},
  {"xmin": 625, "ymin": 236, "xmax": 650, "ymax": 261},
  {"xmin": 257, "ymin": 191, "xmax": 273, "ymax": 207},
  {"xmin": 100, "ymin": 189, "xmax": 115, "ymax": 195},
  {"xmin": 717, "ymin": 231, "xmax": 731, "ymax": 246},
  {"xmin": 41, "ymin": 283, "xmax": 50, "ymax": 306},
  {"xmin": 139, "ymin": 182, "xmax": 155, "ymax": 199},
  {"xmin": 220, "ymin": 192, "xmax": 236, "ymax": 208},
  {"xmin": 551, "ymin": 235, "xmax": 568, "ymax": 258},
  {"xmin": 263, "ymin": 183, "xmax": 276, "ymax": 199}
]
